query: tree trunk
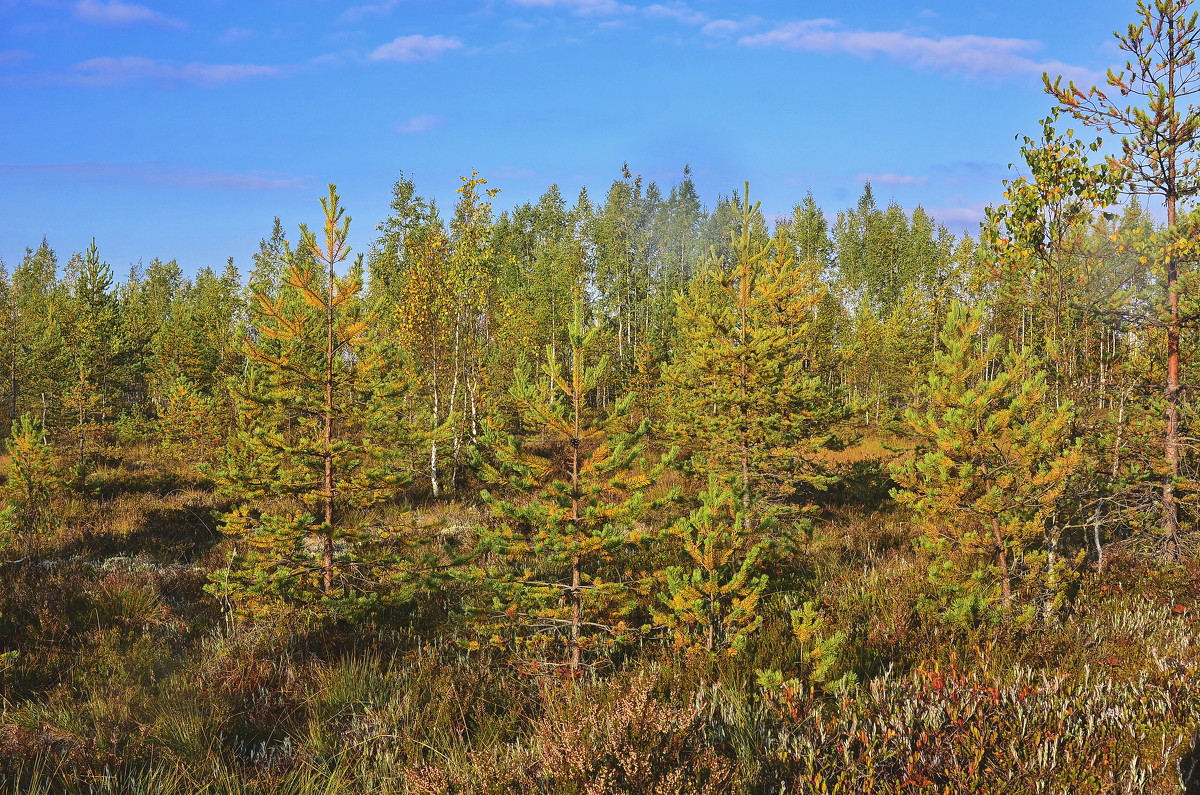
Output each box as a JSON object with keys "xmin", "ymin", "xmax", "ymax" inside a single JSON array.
[
  {"xmin": 449, "ymin": 318, "xmax": 462, "ymax": 493},
  {"xmin": 323, "ymin": 252, "xmax": 336, "ymax": 595},
  {"xmin": 1044, "ymin": 517, "xmax": 1059, "ymax": 625},
  {"xmin": 569, "ymin": 378, "xmax": 583, "ymax": 674},
  {"xmin": 430, "ymin": 375, "xmax": 441, "ymax": 498},
  {"xmin": 1163, "ymin": 194, "xmax": 1182, "ymax": 561},
  {"xmin": 993, "ymin": 518, "xmax": 1012, "ymax": 615},
  {"xmin": 570, "ymin": 556, "xmax": 581, "ymax": 673}
]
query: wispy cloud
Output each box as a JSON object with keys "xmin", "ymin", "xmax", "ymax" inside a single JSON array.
[
  {"xmin": 370, "ymin": 34, "xmax": 464, "ymax": 62},
  {"xmin": 60, "ymin": 57, "xmax": 284, "ymax": 87},
  {"xmin": 928, "ymin": 204, "xmax": 987, "ymax": 229},
  {"xmin": 396, "ymin": 114, "xmax": 443, "ymax": 133},
  {"xmin": 739, "ymin": 19, "xmax": 1097, "ymax": 82},
  {"xmin": 508, "ymin": 0, "xmax": 634, "ymax": 17},
  {"xmin": 0, "ymin": 162, "xmax": 306, "ymax": 191},
  {"xmin": 643, "ymin": 2, "xmax": 707, "ymax": 25},
  {"xmin": 701, "ymin": 17, "xmax": 760, "ymax": 37},
  {"xmin": 72, "ymin": 0, "xmax": 185, "ymax": 29},
  {"xmin": 857, "ymin": 172, "xmax": 928, "ymax": 186},
  {"xmin": 339, "ymin": 0, "xmax": 405, "ymax": 23},
  {"xmin": 0, "ymin": 50, "xmax": 32, "ymax": 67}
]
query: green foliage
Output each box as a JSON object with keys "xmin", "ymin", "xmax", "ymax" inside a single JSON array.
[
  {"xmin": 1046, "ymin": 0, "xmax": 1200, "ymax": 208},
  {"xmin": 831, "ymin": 184, "xmax": 980, "ymax": 428},
  {"xmin": 1048, "ymin": 0, "xmax": 1200, "ymax": 559},
  {"xmin": 151, "ymin": 262, "xmax": 245, "ymax": 398},
  {"xmin": 475, "ymin": 301, "xmax": 672, "ymax": 672},
  {"xmin": 158, "ymin": 377, "xmax": 227, "ymax": 466},
  {"xmin": 61, "ymin": 239, "xmax": 122, "ymax": 481},
  {"xmin": 983, "ymin": 111, "xmax": 1123, "ymax": 378},
  {"xmin": 654, "ymin": 480, "xmax": 769, "ymax": 657},
  {"xmin": 0, "ymin": 413, "xmax": 61, "ymax": 548},
  {"xmin": 491, "ymin": 184, "xmax": 590, "ymax": 404},
  {"xmin": 211, "ymin": 186, "xmax": 419, "ymax": 623},
  {"xmin": 665, "ymin": 184, "xmax": 846, "ymax": 529},
  {"xmin": 385, "ymin": 173, "xmax": 498, "ymax": 496},
  {"xmin": 891, "ymin": 303, "xmax": 1083, "ymax": 621},
  {"xmin": 786, "ymin": 600, "xmax": 855, "ymax": 689}
]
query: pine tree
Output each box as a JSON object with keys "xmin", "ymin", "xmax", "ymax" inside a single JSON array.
[
  {"xmin": 0, "ymin": 413, "xmax": 61, "ymax": 550},
  {"xmin": 211, "ymin": 185, "xmax": 416, "ymax": 621},
  {"xmin": 61, "ymin": 240, "xmax": 120, "ymax": 481},
  {"xmin": 119, "ymin": 257, "xmax": 183, "ymax": 410},
  {"xmin": 11, "ymin": 241, "xmax": 70, "ymax": 434},
  {"xmin": 158, "ymin": 377, "xmax": 227, "ymax": 465},
  {"xmin": 475, "ymin": 302, "xmax": 671, "ymax": 673},
  {"xmin": 154, "ymin": 264, "xmax": 245, "ymax": 393},
  {"xmin": 664, "ymin": 184, "xmax": 844, "ymax": 530},
  {"xmin": 891, "ymin": 303, "xmax": 1083, "ymax": 621},
  {"xmin": 653, "ymin": 479, "xmax": 768, "ymax": 656}
]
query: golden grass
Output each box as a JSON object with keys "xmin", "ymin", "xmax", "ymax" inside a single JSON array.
[{"xmin": 815, "ymin": 435, "xmax": 912, "ymax": 466}]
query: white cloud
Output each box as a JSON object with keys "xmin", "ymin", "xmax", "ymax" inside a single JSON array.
[
  {"xmin": 739, "ymin": 19, "xmax": 1098, "ymax": 82},
  {"xmin": 701, "ymin": 18, "xmax": 759, "ymax": 37},
  {"xmin": 928, "ymin": 205, "xmax": 987, "ymax": 229},
  {"xmin": 67, "ymin": 57, "xmax": 283, "ymax": 87},
  {"xmin": 857, "ymin": 172, "xmax": 929, "ymax": 186},
  {"xmin": 644, "ymin": 2, "xmax": 707, "ymax": 26},
  {"xmin": 508, "ymin": 0, "xmax": 634, "ymax": 16},
  {"xmin": 339, "ymin": 0, "xmax": 405, "ymax": 23},
  {"xmin": 72, "ymin": 0, "xmax": 185, "ymax": 29},
  {"xmin": 370, "ymin": 34, "xmax": 464, "ymax": 63},
  {"xmin": 396, "ymin": 114, "xmax": 444, "ymax": 133}
]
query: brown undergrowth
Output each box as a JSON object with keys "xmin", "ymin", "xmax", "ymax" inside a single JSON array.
[{"xmin": 0, "ymin": 451, "xmax": 1197, "ymax": 793}]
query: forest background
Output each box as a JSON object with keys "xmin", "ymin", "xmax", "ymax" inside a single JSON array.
[{"xmin": 6, "ymin": 1, "xmax": 1200, "ymax": 792}]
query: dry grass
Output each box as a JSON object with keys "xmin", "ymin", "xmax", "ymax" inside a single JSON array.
[
  {"xmin": 815, "ymin": 434, "xmax": 911, "ymax": 467},
  {"xmin": 1, "ymin": 440, "xmax": 1198, "ymax": 794}
]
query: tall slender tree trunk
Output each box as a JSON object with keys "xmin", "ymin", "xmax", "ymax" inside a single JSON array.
[
  {"xmin": 737, "ymin": 283, "xmax": 752, "ymax": 532},
  {"xmin": 9, "ymin": 335, "xmax": 17, "ymax": 427},
  {"xmin": 76, "ymin": 363, "xmax": 87, "ymax": 478},
  {"xmin": 569, "ymin": 556, "xmax": 581, "ymax": 673},
  {"xmin": 569, "ymin": 377, "xmax": 582, "ymax": 674},
  {"xmin": 323, "ymin": 256, "xmax": 336, "ymax": 595},
  {"xmin": 1164, "ymin": 193, "xmax": 1182, "ymax": 560},
  {"xmin": 430, "ymin": 373, "xmax": 441, "ymax": 498},
  {"xmin": 449, "ymin": 318, "xmax": 462, "ymax": 492},
  {"xmin": 1095, "ymin": 395, "xmax": 1126, "ymax": 574}
]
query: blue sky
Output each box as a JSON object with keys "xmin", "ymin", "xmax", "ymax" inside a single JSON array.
[{"xmin": 1, "ymin": 0, "xmax": 1138, "ymax": 277}]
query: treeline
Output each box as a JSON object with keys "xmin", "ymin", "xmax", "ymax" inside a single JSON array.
[
  {"xmin": 1, "ymin": 167, "xmax": 985, "ymax": 447},
  {"xmin": 0, "ymin": 135, "xmax": 1185, "ymax": 631}
]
